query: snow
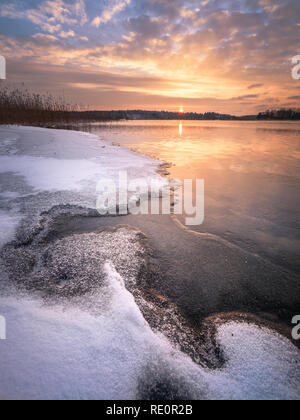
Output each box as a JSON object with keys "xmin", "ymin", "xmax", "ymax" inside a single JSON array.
[
  {"xmin": 205, "ymin": 322, "xmax": 300, "ymax": 400},
  {"xmin": 0, "ymin": 211, "xmax": 20, "ymax": 248},
  {"xmin": 0, "ymin": 266, "xmax": 299, "ymax": 400},
  {"xmin": 0, "ymin": 126, "xmax": 164, "ymax": 191},
  {"xmin": 0, "ymin": 264, "xmax": 169, "ymax": 400},
  {"xmin": 0, "ymin": 126, "xmax": 165, "ymax": 248},
  {"xmin": 0, "ymin": 155, "xmax": 106, "ymax": 192},
  {"xmin": 0, "ymin": 126, "xmax": 299, "ymax": 400}
]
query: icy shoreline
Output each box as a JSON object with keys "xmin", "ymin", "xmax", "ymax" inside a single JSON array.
[
  {"xmin": 1, "ymin": 290, "xmax": 299, "ymax": 400},
  {"xmin": 0, "ymin": 126, "xmax": 299, "ymax": 400},
  {"xmin": 0, "ymin": 125, "xmax": 165, "ymax": 247}
]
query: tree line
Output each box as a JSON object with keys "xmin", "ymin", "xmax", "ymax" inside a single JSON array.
[{"xmin": 1, "ymin": 84, "xmax": 300, "ymax": 124}]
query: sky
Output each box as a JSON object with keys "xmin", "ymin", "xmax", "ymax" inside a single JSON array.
[{"xmin": 0, "ymin": 0, "xmax": 299, "ymax": 115}]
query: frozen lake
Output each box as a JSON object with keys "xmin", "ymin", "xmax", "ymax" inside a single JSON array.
[
  {"xmin": 0, "ymin": 124, "xmax": 299, "ymax": 400},
  {"xmin": 82, "ymin": 120, "xmax": 300, "ymax": 273}
]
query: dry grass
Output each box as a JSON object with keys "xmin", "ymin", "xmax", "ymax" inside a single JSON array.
[
  {"xmin": 0, "ymin": 84, "xmax": 80, "ymax": 124},
  {"xmin": 0, "ymin": 84, "xmax": 122, "ymax": 125}
]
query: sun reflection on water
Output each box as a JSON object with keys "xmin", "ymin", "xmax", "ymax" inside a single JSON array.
[{"xmin": 179, "ymin": 122, "xmax": 183, "ymax": 137}]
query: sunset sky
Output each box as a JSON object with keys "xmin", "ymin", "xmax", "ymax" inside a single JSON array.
[{"xmin": 0, "ymin": 0, "xmax": 299, "ymax": 115}]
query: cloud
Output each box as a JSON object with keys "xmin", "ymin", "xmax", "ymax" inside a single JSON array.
[
  {"xmin": 0, "ymin": 0, "xmax": 299, "ymax": 114},
  {"xmin": 74, "ymin": 0, "xmax": 88, "ymax": 26},
  {"xmin": 92, "ymin": 0, "xmax": 131, "ymax": 27},
  {"xmin": 232, "ymin": 95, "xmax": 260, "ymax": 101},
  {"xmin": 0, "ymin": 0, "xmax": 88, "ymax": 32},
  {"xmin": 60, "ymin": 30, "xmax": 76, "ymax": 38},
  {"xmin": 248, "ymin": 84, "xmax": 264, "ymax": 89},
  {"xmin": 32, "ymin": 33, "xmax": 59, "ymax": 42}
]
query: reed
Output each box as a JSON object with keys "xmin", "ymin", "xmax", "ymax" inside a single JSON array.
[{"xmin": 0, "ymin": 84, "xmax": 121, "ymax": 125}]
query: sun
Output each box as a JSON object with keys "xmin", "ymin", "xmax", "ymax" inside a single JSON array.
[{"xmin": 179, "ymin": 107, "xmax": 184, "ymax": 113}]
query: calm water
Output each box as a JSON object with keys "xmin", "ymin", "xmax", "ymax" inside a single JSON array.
[{"xmin": 82, "ymin": 120, "xmax": 300, "ymax": 273}]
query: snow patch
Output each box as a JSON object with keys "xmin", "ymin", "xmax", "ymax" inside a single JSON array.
[
  {"xmin": 0, "ymin": 265, "xmax": 169, "ymax": 400},
  {"xmin": 0, "ymin": 211, "xmax": 20, "ymax": 248},
  {"xmin": 205, "ymin": 322, "xmax": 300, "ymax": 400},
  {"xmin": 0, "ymin": 126, "xmax": 165, "ymax": 248},
  {"xmin": 0, "ymin": 272, "xmax": 299, "ymax": 400},
  {"xmin": 0, "ymin": 155, "xmax": 106, "ymax": 192},
  {"xmin": 0, "ymin": 126, "xmax": 299, "ymax": 400}
]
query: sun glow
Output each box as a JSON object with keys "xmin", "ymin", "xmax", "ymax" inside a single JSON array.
[
  {"xmin": 179, "ymin": 107, "xmax": 184, "ymax": 113},
  {"xmin": 179, "ymin": 122, "xmax": 183, "ymax": 136}
]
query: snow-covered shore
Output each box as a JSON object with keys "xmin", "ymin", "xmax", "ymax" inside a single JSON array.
[
  {"xmin": 1, "ymin": 289, "xmax": 299, "ymax": 400},
  {"xmin": 0, "ymin": 126, "xmax": 299, "ymax": 401},
  {"xmin": 0, "ymin": 126, "xmax": 165, "ymax": 244}
]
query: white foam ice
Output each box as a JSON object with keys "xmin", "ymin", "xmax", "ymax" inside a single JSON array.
[
  {"xmin": 0, "ymin": 126, "xmax": 165, "ymax": 191},
  {"xmin": 0, "ymin": 211, "xmax": 20, "ymax": 248},
  {"xmin": 0, "ymin": 155, "xmax": 108, "ymax": 192},
  {"xmin": 204, "ymin": 322, "xmax": 300, "ymax": 400},
  {"xmin": 0, "ymin": 126, "xmax": 166, "ymax": 247},
  {"xmin": 0, "ymin": 264, "xmax": 299, "ymax": 400},
  {"xmin": 0, "ymin": 126, "xmax": 165, "ymax": 192},
  {"xmin": 0, "ymin": 264, "xmax": 169, "ymax": 400},
  {"xmin": 0, "ymin": 192, "xmax": 20, "ymax": 200},
  {"xmin": 0, "ymin": 126, "xmax": 299, "ymax": 400}
]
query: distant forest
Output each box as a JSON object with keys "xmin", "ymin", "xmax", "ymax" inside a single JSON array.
[
  {"xmin": 75, "ymin": 109, "xmax": 300, "ymax": 121},
  {"xmin": 257, "ymin": 109, "xmax": 300, "ymax": 120},
  {"xmin": 0, "ymin": 85, "xmax": 300, "ymax": 124}
]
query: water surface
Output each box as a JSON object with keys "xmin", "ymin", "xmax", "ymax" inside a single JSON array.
[{"xmin": 84, "ymin": 120, "xmax": 300, "ymax": 273}]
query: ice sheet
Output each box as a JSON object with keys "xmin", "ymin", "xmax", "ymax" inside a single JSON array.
[
  {"xmin": 0, "ymin": 266, "xmax": 299, "ymax": 400},
  {"xmin": 0, "ymin": 126, "xmax": 299, "ymax": 401},
  {"xmin": 0, "ymin": 211, "xmax": 20, "ymax": 248},
  {"xmin": 0, "ymin": 126, "xmax": 165, "ymax": 248},
  {"xmin": 0, "ymin": 264, "xmax": 171, "ymax": 400},
  {"xmin": 206, "ymin": 322, "xmax": 300, "ymax": 400}
]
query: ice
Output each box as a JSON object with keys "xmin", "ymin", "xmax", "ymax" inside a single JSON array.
[
  {"xmin": 0, "ymin": 126, "xmax": 299, "ymax": 400},
  {"xmin": 0, "ymin": 126, "xmax": 165, "ymax": 193},
  {"xmin": 0, "ymin": 192, "xmax": 20, "ymax": 200},
  {"xmin": 0, "ymin": 264, "xmax": 171, "ymax": 400},
  {"xmin": 0, "ymin": 155, "xmax": 107, "ymax": 192},
  {"xmin": 0, "ymin": 267, "xmax": 299, "ymax": 400},
  {"xmin": 0, "ymin": 211, "xmax": 20, "ymax": 248},
  {"xmin": 0, "ymin": 126, "xmax": 166, "ymax": 248},
  {"xmin": 204, "ymin": 322, "xmax": 300, "ymax": 400}
]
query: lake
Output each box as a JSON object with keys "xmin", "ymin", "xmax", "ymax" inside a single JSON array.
[
  {"xmin": 1, "ymin": 123, "xmax": 300, "ymax": 400},
  {"xmin": 81, "ymin": 120, "xmax": 300, "ymax": 274}
]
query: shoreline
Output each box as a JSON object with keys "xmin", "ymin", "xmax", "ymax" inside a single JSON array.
[
  {"xmin": 46, "ymin": 207, "xmax": 300, "ymax": 348},
  {"xmin": 1, "ymin": 124, "xmax": 298, "ymax": 339},
  {"xmin": 0, "ymin": 125, "xmax": 299, "ymax": 400}
]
